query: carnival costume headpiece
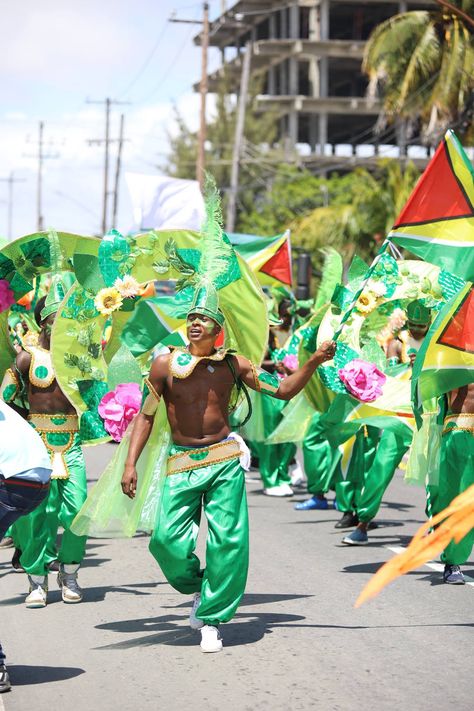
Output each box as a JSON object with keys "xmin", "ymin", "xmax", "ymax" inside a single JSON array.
[
  {"xmin": 40, "ymin": 231, "xmax": 69, "ymax": 321},
  {"xmin": 406, "ymin": 299, "xmax": 431, "ymax": 326},
  {"xmin": 184, "ymin": 174, "xmax": 231, "ymax": 329}
]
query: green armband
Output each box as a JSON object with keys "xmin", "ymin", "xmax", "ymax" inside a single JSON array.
[
  {"xmin": 249, "ymin": 362, "xmax": 280, "ymax": 395},
  {"xmin": 140, "ymin": 378, "xmax": 161, "ymax": 416},
  {"xmin": 387, "ymin": 357, "xmax": 400, "ymax": 367},
  {"xmin": 1, "ymin": 368, "xmax": 20, "ymax": 404}
]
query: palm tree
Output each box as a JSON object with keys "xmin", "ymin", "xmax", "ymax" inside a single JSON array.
[{"xmin": 363, "ymin": 1, "xmax": 474, "ymax": 145}]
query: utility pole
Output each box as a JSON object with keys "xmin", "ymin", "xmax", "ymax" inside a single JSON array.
[
  {"xmin": 87, "ymin": 98, "xmax": 129, "ymax": 235},
  {"xmin": 226, "ymin": 42, "xmax": 252, "ymax": 233},
  {"xmin": 112, "ymin": 113, "xmax": 125, "ymax": 230},
  {"xmin": 0, "ymin": 172, "xmax": 26, "ymax": 240},
  {"xmin": 25, "ymin": 121, "xmax": 60, "ymax": 231},
  {"xmin": 197, "ymin": 3, "xmax": 209, "ymax": 190},
  {"xmin": 169, "ymin": 3, "xmax": 209, "ymax": 191}
]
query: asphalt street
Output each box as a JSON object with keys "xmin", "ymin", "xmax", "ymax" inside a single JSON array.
[{"xmin": 1, "ymin": 443, "xmax": 473, "ymax": 711}]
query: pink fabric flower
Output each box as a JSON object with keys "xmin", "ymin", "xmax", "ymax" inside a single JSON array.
[
  {"xmin": 0, "ymin": 280, "xmax": 15, "ymax": 313},
  {"xmin": 98, "ymin": 382, "xmax": 142, "ymax": 441},
  {"xmin": 283, "ymin": 353, "xmax": 298, "ymax": 371},
  {"xmin": 338, "ymin": 359, "xmax": 386, "ymax": 403}
]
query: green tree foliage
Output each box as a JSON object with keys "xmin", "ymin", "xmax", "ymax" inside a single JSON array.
[
  {"xmin": 363, "ymin": 2, "xmax": 474, "ymax": 144},
  {"xmin": 241, "ymin": 160, "xmax": 420, "ymax": 267}
]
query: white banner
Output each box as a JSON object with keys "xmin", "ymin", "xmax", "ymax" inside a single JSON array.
[{"xmin": 125, "ymin": 173, "xmax": 205, "ymax": 231}]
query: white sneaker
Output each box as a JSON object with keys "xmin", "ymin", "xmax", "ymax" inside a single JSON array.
[
  {"xmin": 290, "ymin": 463, "xmax": 306, "ymax": 487},
  {"xmin": 190, "ymin": 592, "xmax": 204, "ymax": 630},
  {"xmin": 57, "ymin": 565, "xmax": 83, "ymax": 603},
  {"xmin": 263, "ymin": 484, "xmax": 293, "ymax": 497},
  {"xmin": 25, "ymin": 576, "xmax": 48, "ymax": 608},
  {"xmin": 200, "ymin": 625, "xmax": 223, "ymax": 653}
]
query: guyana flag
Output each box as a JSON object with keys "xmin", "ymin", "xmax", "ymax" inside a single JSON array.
[
  {"xmin": 389, "ymin": 130, "xmax": 474, "ymax": 281},
  {"xmin": 413, "ymin": 282, "xmax": 474, "ymax": 403},
  {"xmin": 228, "ymin": 231, "xmax": 292, "ymax": 288}
]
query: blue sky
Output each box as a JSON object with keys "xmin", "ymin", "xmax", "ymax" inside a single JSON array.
[{"xmin": 0, "ymin": 0, "xmax": 224, "ymax": 238}]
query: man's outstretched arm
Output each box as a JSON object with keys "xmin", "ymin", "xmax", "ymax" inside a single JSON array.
[
  {"xmin": 121, "ymin": 354, "xmax": 168, "ymax": 499},
  {"xmin": 236, "ymin": 340, "xmax": 336, "ymax": 401}
]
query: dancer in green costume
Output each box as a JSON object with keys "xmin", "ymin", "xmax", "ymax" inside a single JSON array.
[
  {"xmin": 1, "ymin": 283, "xmax": 87, "ymax": 607},
  {"xmin": 333, "ymin": 426, "xmax": 379, "ymax": 527},
  {"xmin": 437, "ymin": 383, "xmax": 474, "ymax": 584},
  {"xmin": 342, "ymin": 301, "xmax": 430, "ymax": 544},
  {"xmin": 121, "ymin": 290, "xmax": 335, "ymax": 652}
]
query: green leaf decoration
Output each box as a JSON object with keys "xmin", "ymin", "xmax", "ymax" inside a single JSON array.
[
  {"xmin": 73, "ymin": 253, "xmax": 105, "ymax": 293},
  {"xmin": 334, "ymin": 342, "xmax": 360, "ymax": 369},
  {"xmin": 153, "ymin": 260, "xmax": 170, "ymax": 274},
  {"xmin": 87, "ymin": 343, "xmax": 101, "ymax": 359},
  {"xmin": 317, "ymin": 365, "xmax": 348, "ymax": 393},
  {"xmin": 64, "ymin": 353, "xmax": 79, "ymax": 368},
  {"xmin": 107, "ymin": 343, "xmax": 142, "ymax": 391}
]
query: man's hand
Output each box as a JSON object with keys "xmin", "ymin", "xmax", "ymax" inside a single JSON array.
[
  {"xmin": 315, "ymin": 340, "xmax": 336, "ymax": 364},
  {"xmin": 121, "ymin": 465, "xmax": 138, "ymax": 499}
]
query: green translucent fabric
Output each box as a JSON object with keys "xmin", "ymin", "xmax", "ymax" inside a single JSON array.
[
  {"xmin": 71, "ymin": 403, "xmax": 170, "ymax": 537},
  {"xmin": 405, "ymin": 411, "xmax": 442, "ymax": 487},
  {"xmin": 266, "ymin": 393, "xmax": 315, "ymax": 445}
]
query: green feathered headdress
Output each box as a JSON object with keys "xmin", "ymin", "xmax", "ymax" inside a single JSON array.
[{"xmin": 185, "ymin": 174, "xmax": 233, "ymax": 328}]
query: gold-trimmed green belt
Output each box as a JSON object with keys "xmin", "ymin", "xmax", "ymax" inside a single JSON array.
[
  {"xmin": 28, "ymin": 414, "xmax": 79, "ymax": 480},
  {"xmin": 167, "ymin": 439, "xmax": 242, "ymax": 476},
  {"xmin": 442, "ymin": 413, "xmax": 474, "ymax": 436}
]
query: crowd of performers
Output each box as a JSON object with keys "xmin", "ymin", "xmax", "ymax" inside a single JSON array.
[{"xmin": 0, "ymin": 171, "xmax": 473, "ymax": 693}]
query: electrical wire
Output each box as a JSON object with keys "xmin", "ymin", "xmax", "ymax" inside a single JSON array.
[{"xmin": 116, "ymin": 20, "xmax": 170, "ymax": 99}]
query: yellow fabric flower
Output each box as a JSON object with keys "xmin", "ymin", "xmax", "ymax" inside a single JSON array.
[
  {"xmin": 114, "ymin": 275, "xmax": 141, "ymax": 298},
  {"xmin": 355, "ymin": 291, "xmax": 377, "ymax": 315},
  {"xmin": 94, "ymin": 287, "xmax": 123, "ymax": 315}
]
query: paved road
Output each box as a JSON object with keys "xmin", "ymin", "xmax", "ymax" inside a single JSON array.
[{"xmin": 1, "ymin": 443, "xmax": 473, "ymax": 711}]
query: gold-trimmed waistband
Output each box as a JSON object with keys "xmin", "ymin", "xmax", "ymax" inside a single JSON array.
[
  {"xmin": 167, "ymin": 439, "xmax": 241, "ymax": 475},
  {"xmin": 442, "ymin": 413, "xmax": 474, "ymax": 435},
  {"xmin": 27, "ymin": 413, "xmax": 79, "ymax": 433}
]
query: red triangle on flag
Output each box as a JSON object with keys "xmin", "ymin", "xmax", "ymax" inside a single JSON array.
[
  {"xmin": 394, "ymin": 140, "xmax": 474, "ymax": 228},
  {"xmin": 260, "ymin": 239, "xmax": 292, "ymax": 286},
  {"xmin": 438, "ymin": 287, "xmax": 474, "ymax": 354}
]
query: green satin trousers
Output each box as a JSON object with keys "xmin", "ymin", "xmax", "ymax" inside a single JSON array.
[
  {"xmin": 13, "ymin": 434, "xmax": 87, "ymax": 576},
  {"xmin": 335, "ymin": 427, "xmax": 379, "ymax": 514},
  {"xmin": 439, "ymin": 428, "xmax": 474, "ymax": 565},
  {"xmin": 356, "ymin": 427, "xmax": 412, "ymax": 523},
  {"xmin": 149, "ymin": 450, "xmax": 249, "ymax": 626},
  {"xmin": 303, "ymin": 413, "xmax": 341, "ymax": 495}
]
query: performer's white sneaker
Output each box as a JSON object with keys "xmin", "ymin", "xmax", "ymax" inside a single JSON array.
[
  {"xmin": 190, "ymin": 592, "xmax": 204, "ymax": 629},
  {"xmin": 263, "ymin": 484, "xmax": 293, "ymax": 497},
  {"xmin": 200, "ymin": 625, "xmax": 223, "ymax": 653},
  {"xmin": 57, "ymin": 564, "xmax": 83, "ymax": 603},
  {"xmin": 25, "ymin": 576, "xmax": 48, "ymax": 608}
]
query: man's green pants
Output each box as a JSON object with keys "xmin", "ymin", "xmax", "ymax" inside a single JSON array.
[
  {"xmin": 438, "ymin": 426, "xmax": 474, "ymax": 565},
  {"xmin": 251, "ymin": 395, "xmax": 295, "ymax": 489},
  {"xmin": 356, "ymin": 426, "xmax": 412, "ymax": 523},
  {"xmin": 302, "ymin": 413, "xmax": 341, "ymax": 495},
  {"xmin": 335, "ymin": 426, "xmax": 379, "ymax": 514},
  {"xmin": 13, "ymin": 434, "xmax": 87, "ymax": 576},
  {"xmin": 149, "ymin": 446, "xmax": 249, "ymax": 626}
]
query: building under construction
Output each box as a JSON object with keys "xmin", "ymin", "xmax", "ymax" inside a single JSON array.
[{"xmin": 195, "ymin": 0, "xmax": 435, "ymax": 170}]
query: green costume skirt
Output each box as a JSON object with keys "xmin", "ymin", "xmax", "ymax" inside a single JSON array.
[
  {"xmin": 149, "ymin": 442, "xmax": 249, "ymax": 626},
  {"xmin": 13, "ymin": 431, "xmax": 87, "ymax": 576},
  {"xmin": 438, "ymin": 419, "xmax": 474, "ymax": 566}
]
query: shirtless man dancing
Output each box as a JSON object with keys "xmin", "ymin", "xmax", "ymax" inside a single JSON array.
[{"xmin": 122, "ymin": 305, "xmax": 336, "ymax": 652}]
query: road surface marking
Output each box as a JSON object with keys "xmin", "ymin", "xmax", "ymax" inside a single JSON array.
[{"xmin": 387, "ymin": 546, "xmax": 474, "ymax": 586}]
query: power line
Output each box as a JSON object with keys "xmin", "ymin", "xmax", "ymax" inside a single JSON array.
[{"xmin": 116, "ymin": 21, "xmax": 169, "ymax": 99}]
